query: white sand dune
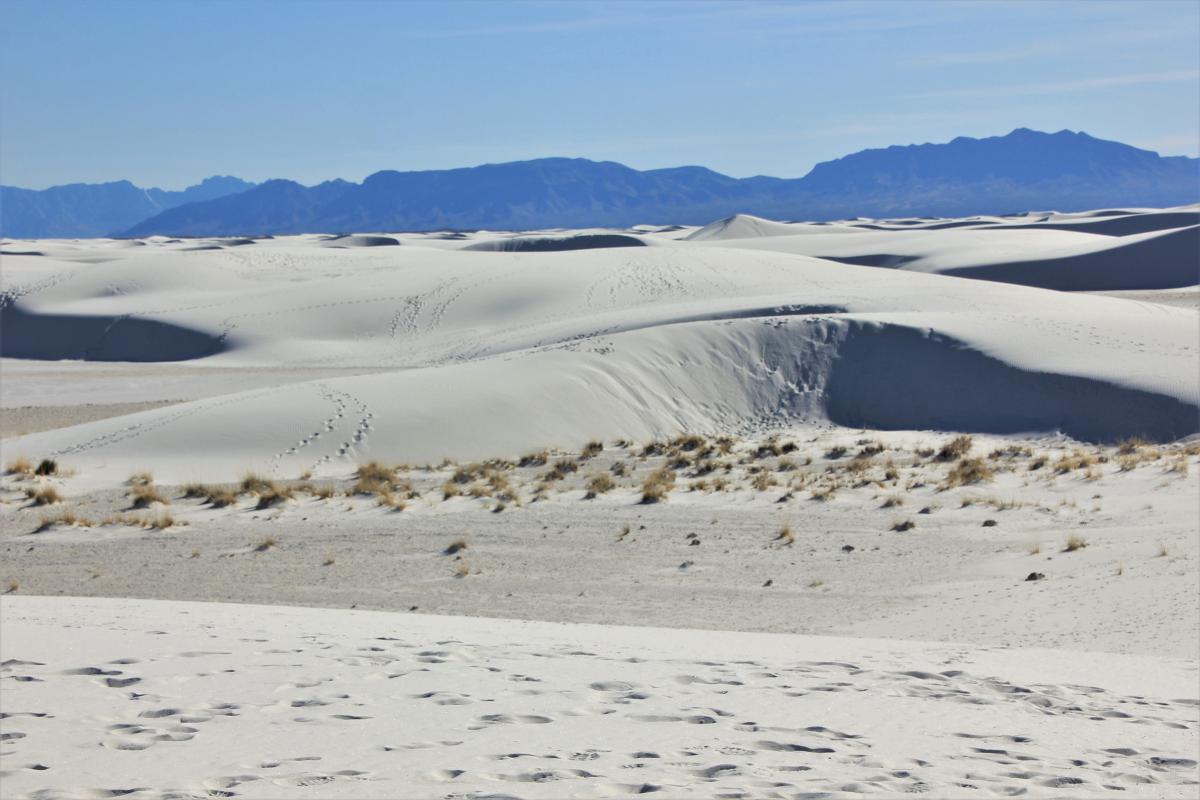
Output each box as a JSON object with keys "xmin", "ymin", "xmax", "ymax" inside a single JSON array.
[
  {"xmin": 3, "ymin": 595, "xmax": 1197, "ymax": 800},
  {"xmin": 2, "ymin": 214, "xmax": 1197, "ymax": 484}
]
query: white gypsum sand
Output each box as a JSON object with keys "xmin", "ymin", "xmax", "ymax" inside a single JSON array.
[
  {"xmin": 0, "ymin": 205, "xmax": 1197, "ymax": 799},
  {"xmin": 2, "ymin": 595, "xmax": 1198, "ymax": 799}
]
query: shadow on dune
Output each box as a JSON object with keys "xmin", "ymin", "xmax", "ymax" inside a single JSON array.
[
  {"xmin": 0, "ymin": 305, "xmax": 228, "ymax": 361},
  {"xmin": 1001, "ymin": 211, "xmax": 1200, "ymax": 236},
  {"xmin": 943, "ymin": 225, "xmax": 1200, "ymax": 290},
  {"xmin": 464, "ymin": 234, "xmax": 646, "ymax": 252},
  {"xmin": 821, "ymin": 322, "xmax": 1198, "ymax": 442}
]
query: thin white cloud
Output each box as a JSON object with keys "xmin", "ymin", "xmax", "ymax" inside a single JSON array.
[{"xmin": 908, "ymin": 70, "xmax": 1200, "ymax": 100}]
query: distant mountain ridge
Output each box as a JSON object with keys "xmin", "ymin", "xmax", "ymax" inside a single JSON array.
[
  {"xmin": 0, "ymin": 176, "xmax": 255, "ymax": 238},
  {"xmin": 3, "ymin": 129, "xmax": 1197, "ymax": 238}
]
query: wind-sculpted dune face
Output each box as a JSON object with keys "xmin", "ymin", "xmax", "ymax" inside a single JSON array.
[{"xmin": 1, "ymin": 210, "xmax": 1196, "ymax": 482}]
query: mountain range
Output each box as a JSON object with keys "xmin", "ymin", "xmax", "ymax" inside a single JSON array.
[{"xmin": 2, "ymin": 129, "xmax": 1196, "ymax": 238}]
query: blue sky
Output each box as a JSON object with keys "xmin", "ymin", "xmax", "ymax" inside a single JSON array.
[{"xmin": 2, "ymin": 0, "xmax": 1197, "ymax": 189}]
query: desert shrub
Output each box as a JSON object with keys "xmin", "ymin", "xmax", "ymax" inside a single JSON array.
[
  {"xmin": 1117, "ymin": 437, "xmax": 1148, "ymax": 455},
  {"xmin": 544, "ymin": 459, "xmax": 579, "ymax": 482},
  {"xmin": 34, "ymin": 508, "xmax": 92, "ymax": 532},
  {"xmin": 751, "ymin": 471, "xmax": 776, "ymax": 491},
  {"xmin": 946, "ymin": 458, "xmax": 993, "ymax": 487},
  {"xmin": 444, "ymin": 538, "xmax": 468, "ymax": 555},
  {"xmin": 880, "ymin": 494, "xmax": 904, "ymax": 508},
  {"xmin": 442, "ymin": 482, "xmax": 461, "ymax": 500},
  {"xmin": 891, "ymin": 519, "xmax": 916, "ymax": 532},
  {"xmin": 518, "ymin": 450, "xmax": 549, "ymax": 468},
  {"xmin": 25, "ymin": 486, "xmax": 60, "ymax": 506},
  {"xmin": 672, "ymin": 434, "xmax": 707, "ymax": 452},
  {"xmin": 1063, "ymin": 533, "xmax": 1087, "ymax": 552},
  {"xmin": 181, "ymin": 482, "xmax": 210, "ymax": 498},
  {"xmin": 353, "ymin": 477, "xmax": 391, "ymax": 496},
  {"xmin": 585, "ymin": 473, "xmax": 616, "ymax": 499},
  {"xmin": 581, "ymin": 440, "xmax": 604, "ymax": 459},
  {"xmin": 357, "ymin": 461, "xmax": 396, "ymax": 483},
  {"xmin": 130, "ymin": 483, "xmax": 168, "ymax": 508},
  {"xmin": 640, "ymin": 467, "xmax": 676, "ymax": 504},
  {"xmin": 936, "ymin": 436, "xmax": 973, "ymax": 462},
  {"xmin": 4, "ymin": 456, "xmax": 33, "ymax": 476},
  {"xmin": 256, "ymin": 484, "xmax": 294, "ymax": 509},
  {"xmin": 206, "ymin": 487, "xmax": 240, "ymax": 507},
  {"xmin": 774, "ymin": 523, "xmax": 795, "ymax": 546},
  {"xmin": 128, "ymin": 471, "xmax": 153, "ymax": 487},
  {"xmin": 825, "ymin": 445, "xmax": 848, "ymax": 459},
  {"xmin": 240, "ymin": 472, "xmax": 276, "ymax": 494},
  {"xmin": 34, "ymin": 459, "xmax": 58, "ymax": 476}
]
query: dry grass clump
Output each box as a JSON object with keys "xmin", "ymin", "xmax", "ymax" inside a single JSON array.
[
  {"xmin": 205, "ymin": 487, "xmax": 240, "ymax": 508},
  {"xmin": 444, "ymin": 538, "xmax": 468, "ymax": 555},
  {"xmin": 130, "ymin": 482, "xmax": 168, "ymax": 508},
  {"xmin": 672, "ymin": 434, "xmax": 707, "ymax": 453},
  {"xmin": 1028, "ymin": 456, "xmax": 1047, "ymax": 471},
  {"xmin": 891, "ymin": 519, "xmax": 916, "ymax": 532},
  {"xmin": 543, "ymin": 459, "xmax": 579, "ymax": 482},
  {"xmin": 825, "ymin": 445, "xmax": 848, "ymax": 459},
  {"xmin": 240, "ymin": 472, "xmax": 276, "ymax": 494},
  {"xmin": 442, "ymin": 481, "xmax": 462, "ymax": 500},
  {"xmin": 585, "ymin": 473, "xmax": 616, "ymax": 499},
  {"xmin": 308, "ymin": 484, "xmax": 336, "ymax": 500},
  {"xmin": 254, "ymin": 536, "xmax": 278, "ymax": 552},
  {"xmin": 34, "ymin": 508, "xmax": 94, "ymax": 533},
  {"xmin": 935, "ymin": 435, "xmax": 973, "ymax": 462},
  {"xmin": 1167, "ymin": 456, "xmax": 1189, "ymax": 476},
  {"xmin": 519, "ymin": 449, "xmax": 549, "ymax": 468},
  {"xmin": 811, "ymin": 485, "xmax": 837, "ymax": 502},
  {"xmin": 1054, "ymin": 451, "xmax": 1097, "ymax": 474},
  {"xmin": 357, "ymin": 461, "xmax": 396, "ymax": 483},
  {"xmin": 1026, "ymin": 541, "xmax": 1042, "ymax": 555},
  {"xmin": 581, "ymin": 440, "xmax": 604, "ymax": 459},
  {"xmin": 352, "ymin": 476, "xmax": 392, "ymax": 496},
  {"xmin": 25, "ymin": 486, "xmax": 61, "ymax": 506},
  {"xmin": 255, "ymin": 484, "xmax": 295, "ymax": 509},
  {"xmin": 774, "ymin": 523, "xmax": 795, "ymax": 546},
  {"xmin": 946, "ymin": 457, "xmax": 993, "ymax": 487},
  {"xmin": 4, "ymin": 456, "xmax": 33, "ymax": 476},
  {"xmin": 880, "ymin": 494, "xmax": 904, "ymax": 509},
  {"xmin": 1117, "ymin": 454, "xmax": 1140, "ymax": 472},
  {"xmin": 181, "ymin": 482, "xmax": 210, "ymax": 498},
  {"xmin": 990, "ymin": 445, "xmax": 1032, "ymax": 459},
  {"xmin": 640, "ymin": 467, "xmax": 676, "ymax": 504},
  {"xmin": 99, "ymin": 512, "xmax": 178, "ymax": 530},
  {"xmin": 751, "ymin": 471, "xmax": 777, "ymax": 492},
  {"xmin": 1117, "ymin": 437, "xmax": 1148, "ymax": 455},
  {"xmin": 34, "ymin": 459, "xmax": 58, "ymax": 476},
  {"xmin": 376, "ymin": 490, "xmax": 407, "ymax": 510},
  {"xmin": 128, "ymin": 471, "xmax": 154, "ymax": 487},
  {"xmin": 1062, "ymin": 533, "xmax": 1087, "ymax": 552}
]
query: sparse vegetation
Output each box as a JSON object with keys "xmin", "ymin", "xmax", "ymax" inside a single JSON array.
[
  {"xmin": 935, "ymin": 435, "xmax": 973, "ymax": 462},
  {"xmin": 880, "ymin": 494, "xmax": 904, "ymax": 509},
  {"xmin": 128, "ymin": 471, "xmax": 154, "ymax": 487},
  {"xmin": 25, "ymin": 486, "xmax": 61, "ymax": 506},
  {"xmin": 34, "ymin": 459, "xmax": 58, "ymax": 476},
  {"xmin": 774, "ymin": 523, "xmax": 795, "ymax": 546},
  {"xmin": 444, "ymin": 538, "xmax": 468, "ymax": 555},
  {"xmin": 640, "ymin": 467, "xmax": 676, "ymax": 504},
  {"xmin": 946, "ymin": 457, "xmax": 993, "ymax": 487},
  {"xmin": 254, "ymin": 536, "xmax": 278, "ymax": 552},
  {"xmin": 585, "ymin": 473, "xmax": 616, "ymax": 499},
  {"xmin": 357, "ymin": 461, "xmax": 396, "ymax": 483},
  {"xmin": 34, "ymin": 508, "xmax": 92, "ymax": 532},
  {"xmin": 130, "ymin": 482, "xmax": 168, "ymax": 508},
  {"xmin": 581, "ymin": 440, "xmax": 604, "ymax": 459},
  {"xmin": 4, "ymin": 456, "xmax": 33, "ymax": 476},
  {"xmin": 1063, "ymin": 533, "xmax": 1087, "ymax": 552},
  {"xmin": 891, "ymin": 519, "xmax": 916, "ymax": 532},
  {"xmin": 256, "ymin": 484, "xmax": 294, "ymax": 509}
]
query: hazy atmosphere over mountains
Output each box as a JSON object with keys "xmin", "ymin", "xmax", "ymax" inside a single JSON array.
[{"xmin": 3, "ymin": 128, "xmax": 1196, "ymax": 238}]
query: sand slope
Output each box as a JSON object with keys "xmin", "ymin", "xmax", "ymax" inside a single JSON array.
[
  {"xmin": 2, "ymin": 209, "xmax": 1198, "ymax": 483},
  {"xmin": 2, "ymin": 596, "xmax": 1197, "ymax": 800}
]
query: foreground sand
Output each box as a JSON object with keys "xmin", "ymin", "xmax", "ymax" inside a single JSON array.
[{"xmin": 2, "ymin": 595, "xmax": 1197, "ymax": 799}]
